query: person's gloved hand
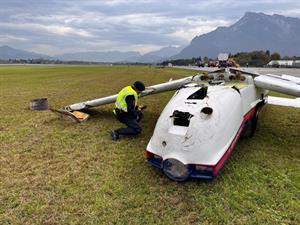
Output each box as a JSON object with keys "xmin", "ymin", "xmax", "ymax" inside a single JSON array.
[
  {"xmin": 136, "ymin": 109, "xmax": 144, "ymax": 122},
  {"xmin": 138, "ymin": 105, "xmax": 147, "ymax": 112}
]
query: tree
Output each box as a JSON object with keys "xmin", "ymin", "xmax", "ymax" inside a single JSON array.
[{"xmin": 270, "ymin": 52, "xmax": 281, "ymax": 60}]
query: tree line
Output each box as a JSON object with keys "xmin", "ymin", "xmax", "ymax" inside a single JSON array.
[
  {"xmin": 161, "ymin": 50, "xmax": 300, "ymax": 67},
  {"xmin": 1, "ymin": 50, "xmax": 299, "ymax": 66},
  {"xmin": 0, "ymin": 58, "xmax": 153, "ymax": 65}
]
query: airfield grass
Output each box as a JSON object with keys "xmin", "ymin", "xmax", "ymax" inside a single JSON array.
[{"xmin": 0, "ymin": 65, "xmax": 299, "ymax": 225}]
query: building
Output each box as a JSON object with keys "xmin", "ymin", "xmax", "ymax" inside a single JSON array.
[
  {"xmin": 267, "ymin": 60, "xmax": 295, "ymax": 67},
  {"xmin": 293, "ymin": 60, "xmax": 300, "ymax": 68}
]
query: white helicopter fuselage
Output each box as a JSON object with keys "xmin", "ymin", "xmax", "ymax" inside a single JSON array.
[
  {"xmin": 146, "ymin": 76, "xmax": 266, "ymax": 180},
  {"xmin": 60, "ymin": 66, "xmax": 300, "ymax": 181}
]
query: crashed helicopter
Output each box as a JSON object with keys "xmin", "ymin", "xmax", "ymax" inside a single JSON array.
[{"xmin": 53, "ymin": 66, "xmax": 300, "ymax": 181}]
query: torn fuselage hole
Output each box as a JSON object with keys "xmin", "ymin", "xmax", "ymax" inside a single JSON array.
[
  {"xmin": 171, "ymin": 110, "xmax": 194, "ymax": 127},
  {"xmin": 231, "ymin": 86, "xmax": 240, "ymax": 94},
  {"xmin": 201, "ymin": 107, "xmax": 213, "ymax": 115}
]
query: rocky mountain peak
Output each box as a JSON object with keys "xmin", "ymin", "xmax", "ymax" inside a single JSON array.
[{"xmin": 174, "ymin": 12, "xmax": 300, "ymax": 59}]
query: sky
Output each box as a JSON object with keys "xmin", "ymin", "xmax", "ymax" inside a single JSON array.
[{"xmin": 0, "ymin": 0, "xmax": 300, "ymax": 55}]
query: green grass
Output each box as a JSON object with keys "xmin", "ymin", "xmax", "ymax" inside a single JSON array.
[{"xmin": 0, "ymin": 65, "xmax": 299, "ymax": 225}]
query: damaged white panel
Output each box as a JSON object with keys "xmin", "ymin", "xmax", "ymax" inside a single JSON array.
[
  {"xmin": 147, "ymin": 84, "xmax": 245, "ymax": 165},
  {"xmin": 168, "ymin": 126, "xmax": 188, "ymax": 136}
]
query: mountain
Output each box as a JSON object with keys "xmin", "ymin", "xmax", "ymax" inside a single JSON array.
[
  {"xmin": 174, "ymin": 12, "xmax": 300, "ymax": 59},
  {"xmin": 134, "ymin": 46, "xmax": 183, "ymax": 63},
  {"xmin": 0, "ymin": 45, "xmax": 142, "ymax": 62},
  {"xmin": 0, "ymin": 45, "xmax": 51, "ymax": 60},
  {"xmin": 55, "ymin": 51, "xmax": 141, "ymax": 63},
  {"xmin": 55, "ymin": 46, "xmax": 183, "ymax": 63},
  {"xmin": 0, "ymin": 45, "xmax": 181, "ymax": 63}
]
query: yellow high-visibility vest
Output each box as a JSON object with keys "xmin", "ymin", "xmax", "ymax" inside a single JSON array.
[{"xmin": 114, "ymin": 86, "xmax": 138, "ymax": 113}]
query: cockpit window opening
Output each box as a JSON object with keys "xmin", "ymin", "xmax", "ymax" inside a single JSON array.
[{"xmin": 187, "ymin": 86, "xmax": 208, "ymax": 100}]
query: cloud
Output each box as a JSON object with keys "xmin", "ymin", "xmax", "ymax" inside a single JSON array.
[
  {"xmin": 0, "ymin": 22, "xmax": 93, "ymax": 37},
  {"xmin": 0, "ymin": 0, "xmax": 299, "ymax": 54},
  {"xmin": 0, "ymin": 35, "xmax": 28, "ymax": 42}
]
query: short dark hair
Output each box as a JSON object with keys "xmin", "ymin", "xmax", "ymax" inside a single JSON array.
[{"xmin": 133, "ymin": 81, "xmax": 145, "ymax": 91}]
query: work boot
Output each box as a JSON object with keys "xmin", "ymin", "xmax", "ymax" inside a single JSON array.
[{"xmin": 111, "ymin": 130, "xmax": 119, "ymax": 141}]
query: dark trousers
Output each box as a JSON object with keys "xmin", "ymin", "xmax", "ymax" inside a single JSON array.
[{"xmin": 115, "ymin": 113, "xmax": 142, "ymax": 136}]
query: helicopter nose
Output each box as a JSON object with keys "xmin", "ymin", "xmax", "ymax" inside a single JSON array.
[{"xmin": 162, "ymin": 158, "xmax": 190, "ymax": 181}]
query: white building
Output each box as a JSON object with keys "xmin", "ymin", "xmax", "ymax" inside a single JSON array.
[
  {"xmin": 293, "ymin": 60, "xmax": 300, "ymax": 68},
  {"xmin": 267, "ymin": 60, "xmax": 294, "ymax": 67}
]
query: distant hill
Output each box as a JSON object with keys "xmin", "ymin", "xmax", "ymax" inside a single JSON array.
[
  {"xmin": 0, "ymin": 45, "xmax": 51, "ymax": 60},
  {"xmin": 174, "ymin": 12, "xmax": 300, "ymax": 59},
  {"xmin": 0, "ymin": 45, "xmax": 183, "ymax": 63},
  {"xmin": 56, "ymin": 46, "xmax": 183, "ymax": 63},
  {"xmin": 127, "ymin": 46, "xmax": 183, "ymax": 63}
]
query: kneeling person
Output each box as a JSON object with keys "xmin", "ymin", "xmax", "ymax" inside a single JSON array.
[{"xmin": 111, "ymin": 81, "xmax": 146, "ymax": 140}]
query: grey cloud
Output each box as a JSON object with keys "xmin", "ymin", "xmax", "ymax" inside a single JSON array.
[{"xmin": 0, "ymin": 0, "xmax": 299, "ymax": 54}]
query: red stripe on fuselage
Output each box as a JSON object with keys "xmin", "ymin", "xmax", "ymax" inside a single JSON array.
[
  {"xmin": 147, "ymin": 105, "xmax": 259, "ymax": 176},
  {"xmin": 211, "ymin": 106, "xmax": 257, "ymax": 174},
  {"xmin": 192, "ymin": 106, "xmax": 258, "ymax": 173}
]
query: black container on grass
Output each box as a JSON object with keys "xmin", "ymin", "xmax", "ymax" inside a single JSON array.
[{"xmin": 30, "ymin": 98, "xmax": 48, "ymax": 110}]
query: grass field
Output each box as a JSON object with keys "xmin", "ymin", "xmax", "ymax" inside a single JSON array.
[{"xmin": 0, "ymin": 65, "xmax": 299, "ymax": 225}]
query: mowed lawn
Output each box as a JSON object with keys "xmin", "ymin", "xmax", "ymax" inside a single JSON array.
[{"xmin": 0, "ymin": 65, "xmax": 299, "ymax": 225}]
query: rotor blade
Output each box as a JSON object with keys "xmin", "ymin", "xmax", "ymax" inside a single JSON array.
[
  {"xmin": 263, "ymin": 73, "xmax": 300, "ymax": 84},
  {"xmin": 173, "ymin": 66, "xmax": 225, "ymax": 74},
  {"xmin": 65, "ymin": 74, "xmax": 202, "ymax": 111},
  {"xmin": 268, "ymin": 96, "xmax": 300, "ymax": 108},
  {"xmin": 207, "ymin": 68, "xmax": 225, "ymax": 74},
  {"xmin": 229, "ymin": 68, "xmax": 260, "ymax": 77},
  {"xmin": 281, "ymin": 74, "xmax": 300, "ymax": 84},
  {"xmin": 49, "ymin": 108, "xmax": 90, "ymax": 122},
  {"xmin": 254, "ymin": 75, "xmax": 300, "ymax": 97}
]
